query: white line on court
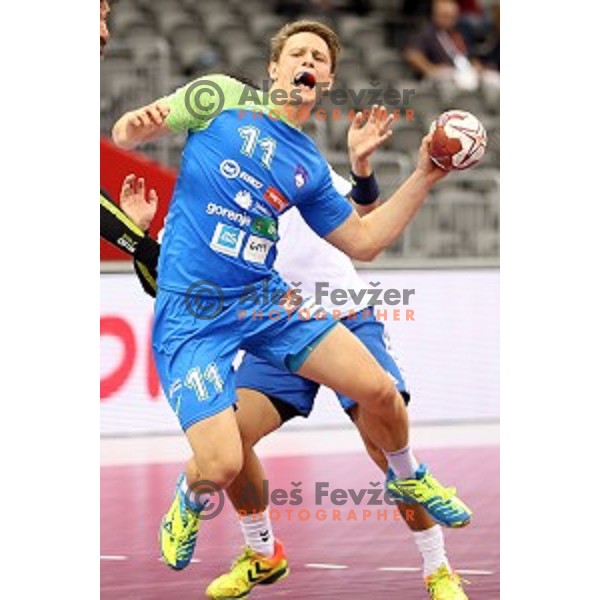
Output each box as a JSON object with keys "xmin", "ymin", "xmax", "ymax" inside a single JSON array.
[
  {"xmin": 379, "ymin": 567, "xmax": 494, "ymax": 576},
  {"xmin": 101, "ymin": 556, "xmax": 494, "ymax": 575}
]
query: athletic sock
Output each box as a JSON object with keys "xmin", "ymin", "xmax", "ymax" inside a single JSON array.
[
  {"xmin": 413, "ymin": 525, "xmax": 450, "ymax": 578},
  {"xmin": 179, "ymin": 476, "xmax": 212, "ymax": 513},
  {"xmin": 239, "ymin": 509, "xmax": 275, "ymax": 557},
  {"xmin": 385, "ymin": 445, "xmax": 420, "ymax": 479}
]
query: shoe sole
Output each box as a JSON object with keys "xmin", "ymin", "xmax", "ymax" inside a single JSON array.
[
  {"xmin": 448, "ymin": 517, "xmax": 471, "ymax": 528},
  {"xmin": 387, "ymin": 487, "xmax": 472, "ymax": 528}
]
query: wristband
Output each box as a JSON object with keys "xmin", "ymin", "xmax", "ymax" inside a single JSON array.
[{"xmin": 350, "ymin": 171, "xmax": 379, "ymax": 205}]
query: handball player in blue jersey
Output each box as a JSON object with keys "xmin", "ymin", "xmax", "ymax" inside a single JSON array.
[{"xmin": 112, "ymin": 18, "xmax": 472, "ymax": 584}]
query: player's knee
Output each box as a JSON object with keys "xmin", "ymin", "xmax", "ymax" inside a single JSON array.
[
  {"xmin": 194, "ymin": 453, "xmax": 243, "ymax": 489},
  {"xmin": 212, "ymin": 459, "xmax": 243, "ymax": 489},
  {"xmin": 367, "ymin": 376, "xmax": 398, "ymax": 413}
]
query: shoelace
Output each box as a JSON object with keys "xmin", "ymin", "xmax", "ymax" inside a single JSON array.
[
  {"xmin": 230, "ymin": 547, "xmax": 256, "ymax": 570},
  {"xmin": 419, "ymin": 475, "xmax": 459, "ymax": 503},
  {"xmin": 427, "ymin": 569, "xmax": 470, "ymax": 592},
  {"xmin": 394, "ymin": 477, "xmax": 458, "ymax": 504}
]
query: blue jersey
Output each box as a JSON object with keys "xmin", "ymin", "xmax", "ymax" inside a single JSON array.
[{"xmin": 157, "ymin": 74, "xmax": 353, "ymax": 296}]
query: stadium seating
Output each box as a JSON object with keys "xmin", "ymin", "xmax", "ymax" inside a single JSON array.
[{"xmin": 101, "ymin": 0, "xmax": 500, "ymax": 260}]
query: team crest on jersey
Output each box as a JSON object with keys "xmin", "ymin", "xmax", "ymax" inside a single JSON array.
[{"xmin": 294, "ymin": 165, "xmax": 308, "ymax": 189}]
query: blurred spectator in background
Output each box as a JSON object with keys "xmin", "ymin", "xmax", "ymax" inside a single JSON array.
[
  {"xmin": 404, "ymin": 0, "xmax": 499, "ymax": 91},
  {"xmin": 399, "ymin": 0, "xmax": 431, "ymax": 18},
  {"xmin": 404, "ymin": 0, "xmax": 479, "ymax": 89},
  {"xmin": 276, "ymin": 0, "xmax": 371, "ymax": 18},
  {"xmin": 475, "ymin": 2, "xmax": 500, "ymax": 72}
]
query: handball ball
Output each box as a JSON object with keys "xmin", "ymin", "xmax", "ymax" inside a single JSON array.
[{"xmin": 429, "ymin": 110, "xmax": 487, "ymax": 171}]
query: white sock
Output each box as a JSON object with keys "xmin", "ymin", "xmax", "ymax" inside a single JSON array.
[
  {"xmin": 239, "ymin": 509, "xmax": 275, "ymax": 557},
  {"xmin": 413, "ymin": 525, "xmax": 450, "ymax": 577},
  {"xmin": 385, "ymin": 445, "xmax": 420, "ymax": 479},
  {"xmin": 179, "ymin": 477, "xmax": 212, "ymax": 513}
]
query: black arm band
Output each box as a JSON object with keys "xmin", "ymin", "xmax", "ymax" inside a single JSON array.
[
  {"xmin": 349, "ymin": 171, "xmax": 380, "ymax": 205},
  {"xmin": 100, "ymin": 189, "xmax": 161, "ymax": 298},
  {"xmin": 133, "ymin": 235, "xmax": 160, "ymax": 297},
  {"xmin": 133, "ymin": 234, "xmax": 160, "ymax": 274}
]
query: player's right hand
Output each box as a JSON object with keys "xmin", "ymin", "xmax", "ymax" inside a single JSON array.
[
  {"xmin": 119, "ymin": 174, "xmax": 158, "ymax": 232},
  {"xmin": 126, "ymin": 102, "xmax": 170, "ymax": 129},
  {"xmin": 415, "ymin": 133, "xmax": 448, "ymax": 184}
]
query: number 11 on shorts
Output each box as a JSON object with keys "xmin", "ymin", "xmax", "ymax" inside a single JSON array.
[{"xmin": 185, "ymin": 364, "xmax": 224, "ymax": 401}]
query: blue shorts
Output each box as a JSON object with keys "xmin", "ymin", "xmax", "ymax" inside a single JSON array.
[
  {"xmin": 236, "ymin": 307, "xmax": 410, "ymax": 419},
  {"xmin": 152, "ymin": 274, "xmax": 338, "ymax": 431}
]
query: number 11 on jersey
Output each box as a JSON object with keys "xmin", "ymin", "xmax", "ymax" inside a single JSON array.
[{"xmin": 238, "ymin": 125, "xmax": 277, "ymax": 170}]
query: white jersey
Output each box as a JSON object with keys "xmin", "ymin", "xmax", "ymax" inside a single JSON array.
[{"xmin": 274, "ymin": 168, "xmax": 371, "ymax": 317}]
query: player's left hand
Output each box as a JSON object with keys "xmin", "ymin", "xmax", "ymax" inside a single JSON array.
[
  {"xmin": 347, "ymin": 105, "xmax": 393, "ymax": 174},
  {"xmin": 119, "ymin": 174, "xmax": 158, "ymax": 231}
]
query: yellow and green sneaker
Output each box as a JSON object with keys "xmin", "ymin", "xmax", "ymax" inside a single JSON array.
[
  {"xmin": 386, "ymin": 465, "xmax": 472, "ymax": 528},
  {"xmin": 159, "ymin": 474, "xmax": 201, "ymax": 570},
  {"xmin": 426, "ymin": 564, "xmax": 469, "ymax": 599},
  {"xmin": 205, "ymin": 539, "xmax": 289, "ymax": 599}
]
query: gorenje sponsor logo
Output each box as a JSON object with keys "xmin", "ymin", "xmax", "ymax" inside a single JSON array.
[{"xmin": 206, "ymin": 202, "xmax": 251, "ymax": 227}]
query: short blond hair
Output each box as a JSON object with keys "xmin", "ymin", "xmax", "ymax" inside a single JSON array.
[{"xmin": 270, "ymin": 20, "xmax": 341, "ymax": 74}]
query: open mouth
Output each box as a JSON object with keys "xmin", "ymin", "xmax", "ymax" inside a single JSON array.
[{"xmin": 292, "ymin": 71, "xmax": 316, "ymax": 89}]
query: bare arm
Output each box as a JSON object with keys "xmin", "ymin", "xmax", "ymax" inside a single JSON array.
[
  {"xmin": 112, "ymin": 101, "xmax": 171, "ymax": 149},
  {"xmin": 325, "ymin": 135, "xmax": 446, "ymax": 261}
]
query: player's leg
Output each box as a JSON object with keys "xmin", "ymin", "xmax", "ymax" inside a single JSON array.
[
  {"xmin": 350, "ymin": 406, "xmax": 468, "ymax": 599},
  {"xmin": 350, "ymin": 404, "xmax": 433, "ymax": 530},
  {"xmin": 153, "ymin": 291, "xmax": 244, "ymax": 570},
  {"xmin": 205, "ymin": 388, "xmax": 294, "ymax": 600},
  {"xmin": 295, "ymin": 322, "xmax": 408, "ymax": 451},
  {"xmin": 160, "ymin": 407, "xmax": 244, "ymax": 571},
  {"xmin": 206, "ymin": 353, "xmax": 319, "ymax": 599},
  {"xmin": 295, "ymin": 317, "xmax": 471, "ymax": 529},
  {"xmin": 246, "ymin": 284, "xmax": 470, "ymax": 528},
  {"xmin": 227, "ymin": 389, "xmax": 283, "ymax": 514}
]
